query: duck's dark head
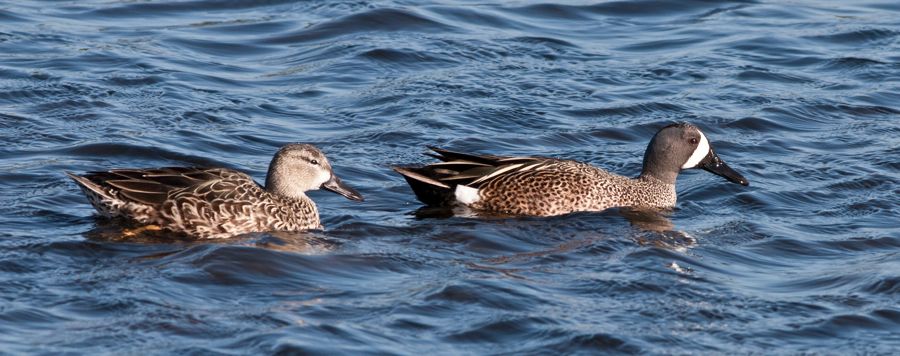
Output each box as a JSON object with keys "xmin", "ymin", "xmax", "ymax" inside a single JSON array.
[{"xmin": 640, "ymin": 123, "xmax": 749, "ymax": 186}]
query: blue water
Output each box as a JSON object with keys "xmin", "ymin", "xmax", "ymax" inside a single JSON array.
[{"xmin": 1, "ymin": 0, "xmax": 899, "ymax": 354}]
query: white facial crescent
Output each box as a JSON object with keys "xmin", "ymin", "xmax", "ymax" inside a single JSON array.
[{"xmin": 681, "ymin": 131, "xmax": 710, "ymax": 169}]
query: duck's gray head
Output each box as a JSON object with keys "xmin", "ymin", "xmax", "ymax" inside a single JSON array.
[
  {"xmin": 265, "ymin": 144, "xmax": 364, "ymax": 201},
  {"xmin": 640, "ymin": 123, "xmax": 749, "ymax": 186}
]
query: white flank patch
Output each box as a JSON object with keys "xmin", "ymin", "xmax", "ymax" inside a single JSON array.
[
  {"xmin": 454, "ymin": 185, "xmax": 481, "ymax": 205},
  {"xmin": 681, "ymin": 131, "xmax": 710, "ymax": 169}
]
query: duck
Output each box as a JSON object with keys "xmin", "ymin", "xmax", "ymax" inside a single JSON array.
[
  {"xmin": 393, "ymin": 122, "xmax": 748, "ymax": 216},
  {"xmin": 67, "ymin": 144, "xmax": 363, "ymax": 239}
]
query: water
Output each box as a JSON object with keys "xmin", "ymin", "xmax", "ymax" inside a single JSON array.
[{"xmin": 1, "ymin": 0, "xmax": 898, "ymax": 354}]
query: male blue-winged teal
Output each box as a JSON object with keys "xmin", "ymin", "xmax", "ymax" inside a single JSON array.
[
  {"xmin": 394, "ymin": 123, "xmax": 748, "ymax": 216},
  {"xmin": 68, "ymin": 144, "xmax": 363, "ymax": 239}
]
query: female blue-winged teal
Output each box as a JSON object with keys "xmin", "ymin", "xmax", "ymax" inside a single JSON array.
[
  {"xmin": 68, "ymin": 144, "xmax": 363, "ymax": 239},
  {"xmin": 394, "ymin": 123, "xmax": 748, "ymax": 216}
]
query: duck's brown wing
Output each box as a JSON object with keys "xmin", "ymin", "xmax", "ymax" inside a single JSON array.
[{"xmin": 76, "ymin": 167, "xmax": 253, "ymax": 207}]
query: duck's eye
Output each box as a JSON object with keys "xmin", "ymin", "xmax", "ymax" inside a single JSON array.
[
  {"xmin": 690, "ymin": 138, "xmax": 698, "ymax": 145},
  {"xmin": 310, "ymin": 159, "xmax": 319, "ymax": 165}
]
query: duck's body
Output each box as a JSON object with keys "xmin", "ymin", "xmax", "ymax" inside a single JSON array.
[
  {"xmin": 394, "ymin": 123, "xmax": 748, "ymax": 216},
  {"xmin": 69, "ymin": 144, "xmax": 363, "ymax": 239},
  {"xmin": 68, "ymin": 167, "xmax": 323, "ymax": 238}
]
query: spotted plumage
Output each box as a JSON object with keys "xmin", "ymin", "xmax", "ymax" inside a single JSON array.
[
  {"xmin": 68, "ymin": 144, "xmax": 363, "ymax": 239},
  {"xmin": 394, "ymin": 123, "xmax": 748, "ymax": 216}
]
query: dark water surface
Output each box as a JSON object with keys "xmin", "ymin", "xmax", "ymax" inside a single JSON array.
[{"xmin": 1, "ymin": 0, "xmax": 899, "ymax": 354}]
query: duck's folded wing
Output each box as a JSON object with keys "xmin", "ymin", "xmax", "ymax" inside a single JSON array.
[
  {"xmin": 394, "ymin": 147, "xmax": 560, "ymax": 206},
  {"xmin": 172, "ymin": 171, "xmax": 262, "ymax": 203},
  {"xmin": 81, "ymin": 167, "xmax": 248, "ymax": 206},
  {"xmin": 424, "ymin": 147, "xmax": 557, "ymax": 188}
]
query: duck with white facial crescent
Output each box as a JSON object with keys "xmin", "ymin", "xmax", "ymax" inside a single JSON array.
[{"xmin": 394, "ymin": 123, "xmax": 748, "ymax": 216}]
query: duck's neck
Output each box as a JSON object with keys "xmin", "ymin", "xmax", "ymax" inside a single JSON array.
[
  {"xmin": 265, "ymin": 177, "xmax": 312, "ymax": 202},
  {"xmin": 639, "ymin": 164, "xmax": 679, "ymax": 185},
  {"xmin": 636, "ymin": 172, "xmax": 675, "ymax": 186}
]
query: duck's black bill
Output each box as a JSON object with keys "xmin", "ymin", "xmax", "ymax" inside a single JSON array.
[
  {"xmin": 700, "ymin": 150, "xmax": 749, "ymax": 186},
  {"xmin": 322, "ymin": 175, "xmax": 364, "ymax": 201}
]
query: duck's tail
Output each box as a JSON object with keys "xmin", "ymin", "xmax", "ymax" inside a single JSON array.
[
  {"xmin": 66, "ymin": 171, "xmax": 120, "ymax": 217},
  {"xmin": 392, "ymin": 166, "xmax": 454, "ymax": 206},
  {"xmin": 66, "ymin": 171, "xmax": 115, "ymax": 201}
]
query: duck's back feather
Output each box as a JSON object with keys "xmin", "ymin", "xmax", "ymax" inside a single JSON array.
[
  {"xmin": 393, "ymin": 147, "xmax": 558, "ymax": 206},
  {"xmin": 77, "ymin": 167, "xmax": 252, "ymax": 207}
]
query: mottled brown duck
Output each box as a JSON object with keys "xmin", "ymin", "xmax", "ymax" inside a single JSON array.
[{"xmin": 68, "ymin": 144, "xmax": 363, "ymax": 239}]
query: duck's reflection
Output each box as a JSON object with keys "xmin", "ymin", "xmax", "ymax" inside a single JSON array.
[
  {"xmin": 618, "ymin": 207, "xmax": 674, "ymax": 232},
  {"xmin": 412, "ymin": 204, "xmax": 697, "ymax": 253},
  {"xmin": 620, "ymin": 207, "xmax": 696, "ymax": 250},
  {"xmin": 254, "ymin": 231, "xmax": 340, "ymax": 253},
  {"xmin": 82, "ymin": 218, "xmax": 339, "ymax": 254}
]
